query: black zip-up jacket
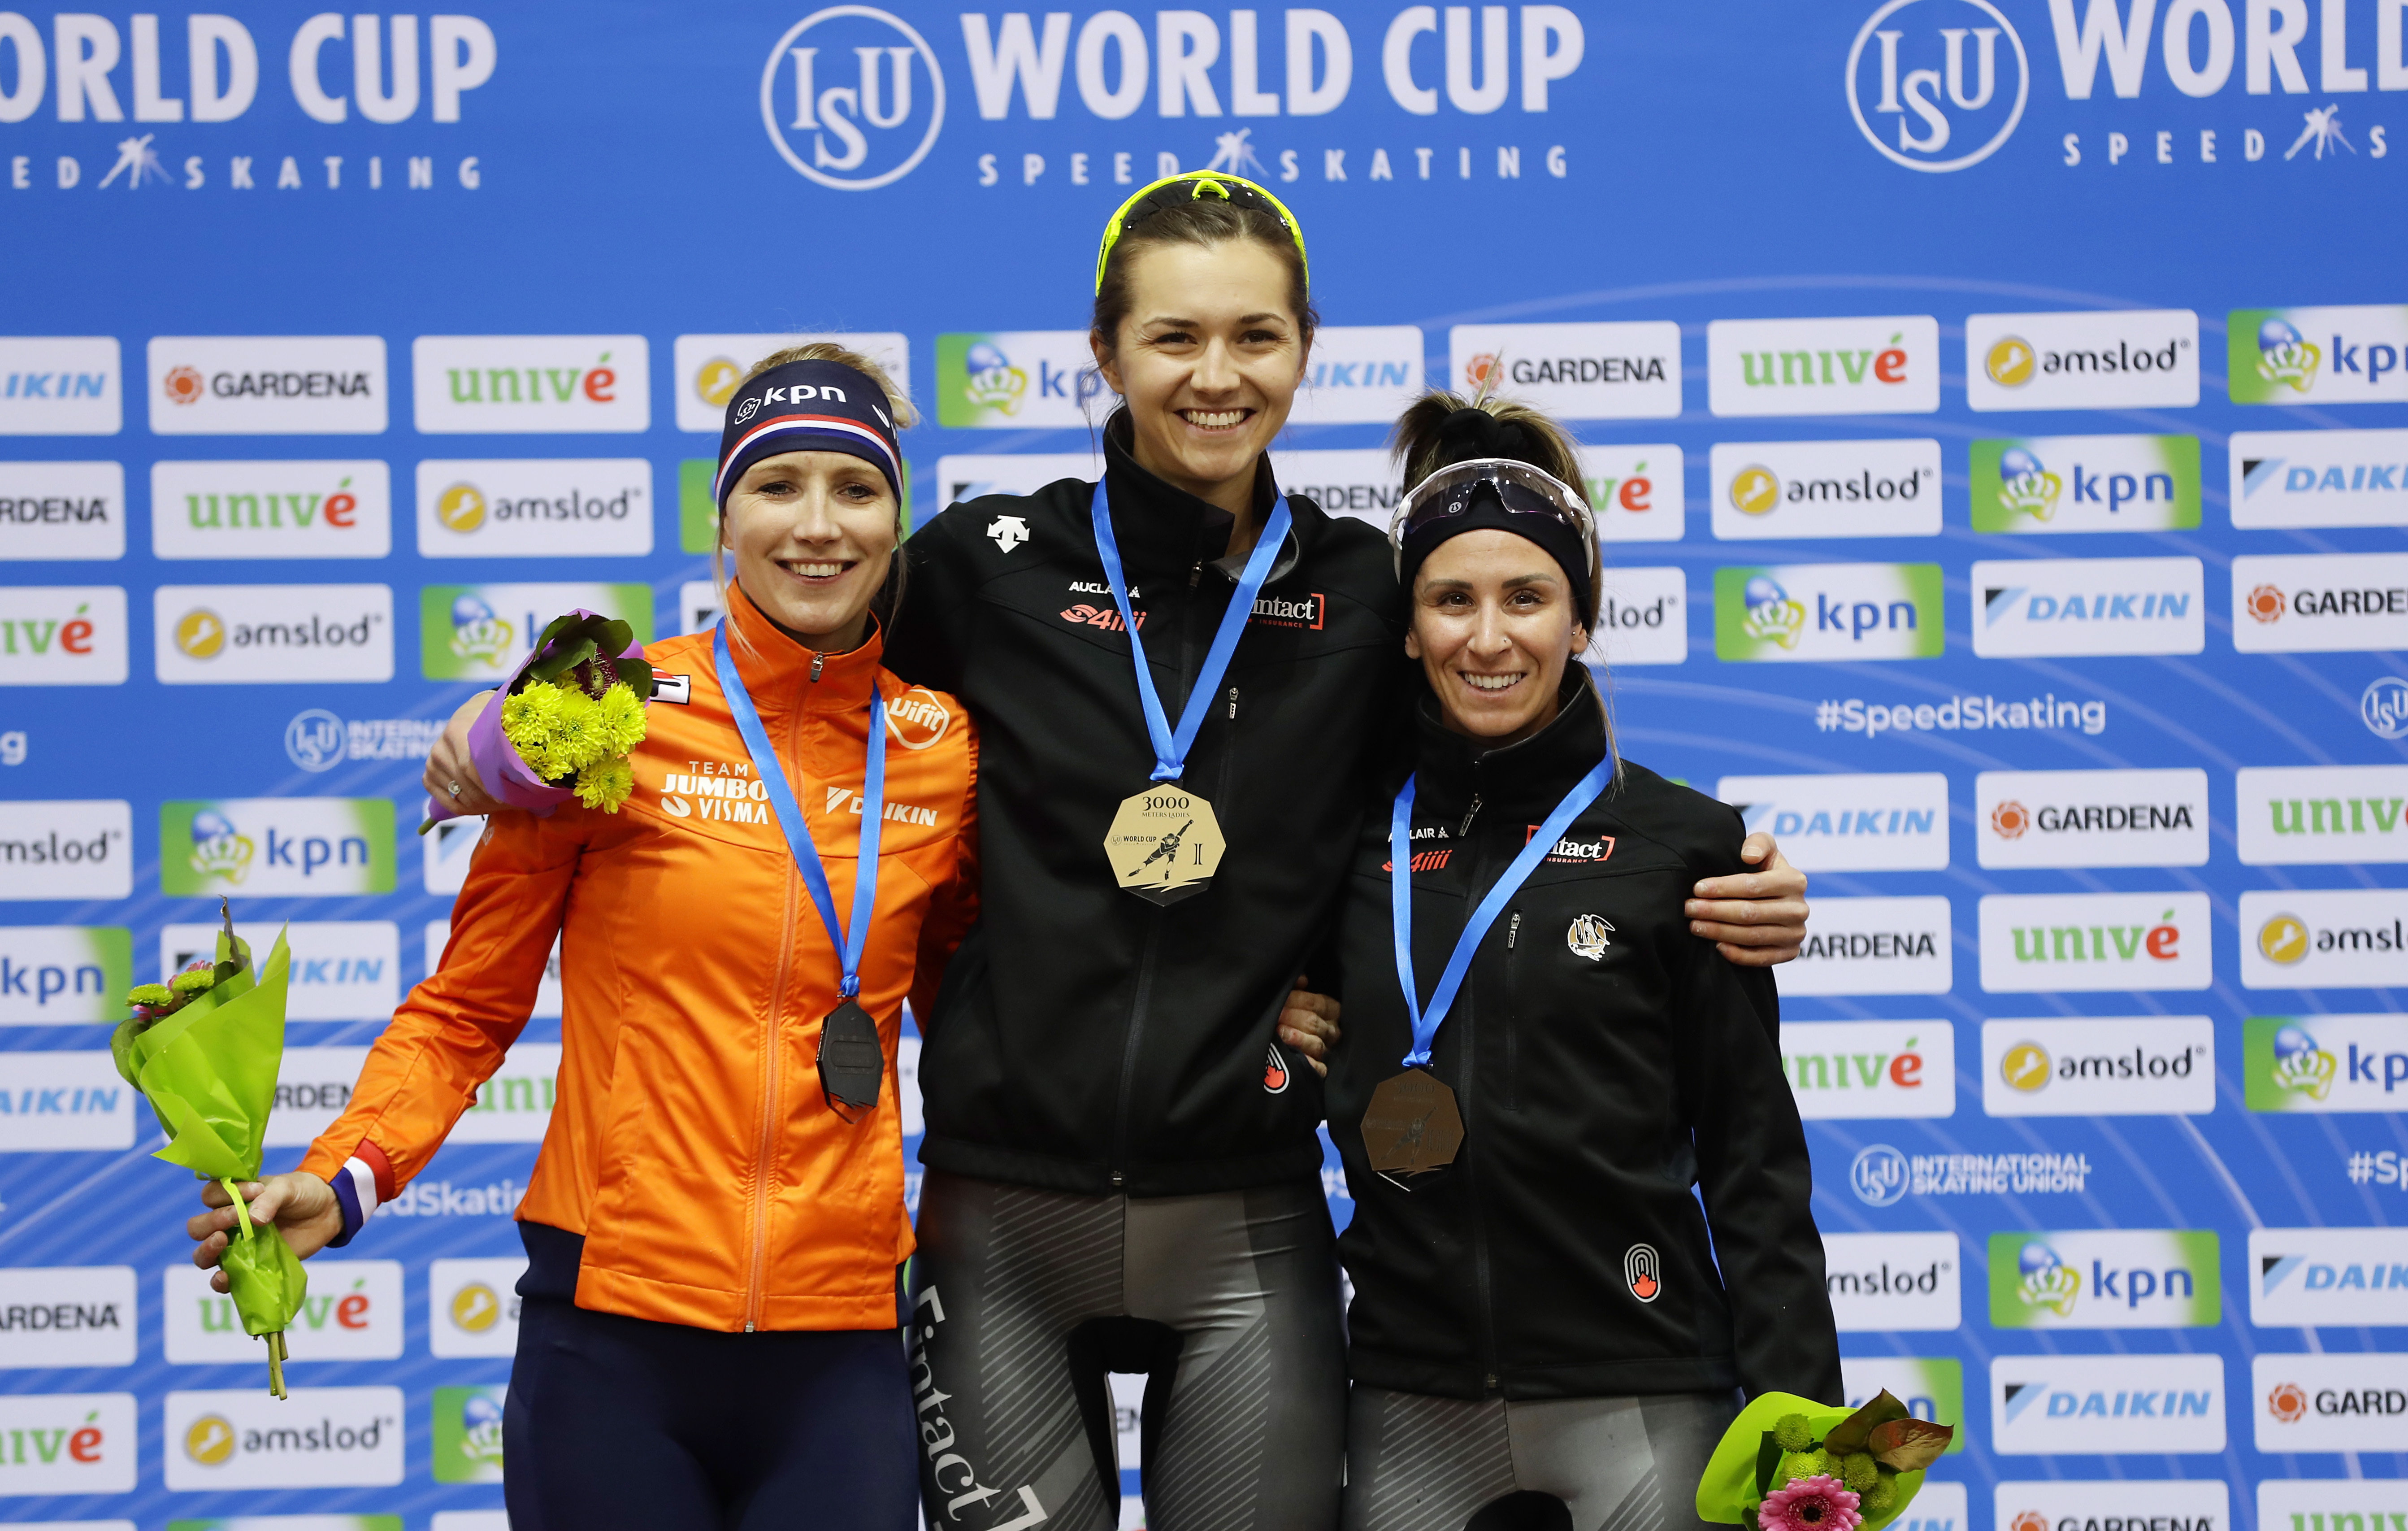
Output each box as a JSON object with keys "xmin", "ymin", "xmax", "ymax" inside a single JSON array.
[
  {"xmin": 885, "ymin": 425, "xmax": 1409, "ymax": 1196},
  {"xmin": 1325, "ymin": 678, "xmax": 1842, "ymax": 1404}
]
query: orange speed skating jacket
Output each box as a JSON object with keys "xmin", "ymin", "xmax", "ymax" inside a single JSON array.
[{"xmin": 299, "ymin": 583, "xmax": 978, "ymax": 1331}]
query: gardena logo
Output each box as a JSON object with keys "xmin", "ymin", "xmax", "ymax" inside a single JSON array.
[
  {"xmin": 1845, "ymin": 0, "xmax": 2030, "ymax": 172},
  {"xmin": 760, "ymin": 7, "xmax": 946, "ymax": 191}
]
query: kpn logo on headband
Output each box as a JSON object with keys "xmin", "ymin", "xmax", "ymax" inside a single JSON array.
[{"xmin": 760, "ymin": 9, "xmax": 946, "ymax": 191}]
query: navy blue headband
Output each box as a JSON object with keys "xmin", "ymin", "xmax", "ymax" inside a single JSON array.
[{"xmin": 715, "ymin": 358, "xmax": 902, "ymax": 509}]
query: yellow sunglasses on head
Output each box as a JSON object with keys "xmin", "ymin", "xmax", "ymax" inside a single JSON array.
[{"xmin": 1093, "ymin": 170, "xmax": 1310, "ymax": 294}]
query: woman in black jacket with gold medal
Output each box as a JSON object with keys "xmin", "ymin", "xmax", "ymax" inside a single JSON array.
[{"xmin": 1327, "ymin": 394, "xmax": 1843, "ymax": 1531}]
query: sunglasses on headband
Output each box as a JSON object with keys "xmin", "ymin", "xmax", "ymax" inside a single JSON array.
[
  {"xmin": 1093, "ymin": 171, "xmax": 1310, "ymax": 294},
  {"xmin": 1387, "ymin": 457, "xmax": 1601, "ymax": 582}
]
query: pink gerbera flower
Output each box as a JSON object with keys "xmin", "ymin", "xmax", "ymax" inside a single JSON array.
[{"xmin": 1759, "ymin": 1475, "xmax": 1864, "ymax": 1531}]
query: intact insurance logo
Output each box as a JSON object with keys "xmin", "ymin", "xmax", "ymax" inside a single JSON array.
[
  {"xmin": 2240, "ymin": 888, "xmax": 2408, "ymax": 990},
  {"xmin": 1991, "ymin": 1354, "xmax": 2226, "ymax": 1455},
  {"xmin": 0, "ymin": 1393, "xmax": 135, "ymax": 1495},
  {"xmin": 1988, "ymin": 1230, "xmax": 2220, "ymax": 1329},
  {"xmin": 2250, "ymin": 1227, "xmax": 2408, "ymax": 1327},
  {"xmin": 154, "ymin": 583, "xmax": 394, "ymax": 684},
  {"xmin": 0, "ymin": 584, "xmax": 128, "ymax": 685},
  {"xmin": 2254, "ymin": 1355, "xmax": 2408, "ymax": 1452},
  {"xmin": 160, "ymin": 799, "xmax": 396, "ymax": 897},
  {"xmin": 2232, "ymin": 427, "xmax": 2408, "ymax": 529},
  {"xmin": 1969, "ymin": 434, "xmax": 2202, "ymax": 532},
  {"xmin": 1716, "ymin": 772, "xmax": 1948, "ymax": 871},
  {"xmin": 1779, "ymin": 1020, "xmax": 1955, "ymax": 1118},
  {"xmin": 1846, "ymin": 0, "xmax": 2029, "ymax": 171},
  {"xmin": 1714, "ymin": 562, "xmax": 1943, "ymax": 662},
  {"xmin": 2232, "ymin": 306, "xmax": 2408, "ymax": 406},
  {"xmin": 1822, "ymin": 1231, "xmax": 1961, "ymax": 1332},
  {"xmin": 1975, "ymin": 768, "xmax": 2209, "ymax": 869},
  {"xmin": 762, "ymin": 7, "xmax": 946, "ymax": 191},
  {"xmin": 166, "ymin": 1385, "xmax": 405, "ymax": 1490},
  {"xmin": 1978, "ymin": 892, "xmax": 2212, "ymax": 993},
  {"xmin": 1972, "ymin": 556, "xmax": 2204, "ymax": 658},
  {"xmin": 152, "ymin": 459, "xmax": 391, "ymax": 560},
  {"xmin": 1982, "ymin": 1016, "xmax": 2216, "ymax": 1118}
]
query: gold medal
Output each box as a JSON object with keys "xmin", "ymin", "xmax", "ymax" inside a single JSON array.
[
  {"xmin": 1361, "ymin": 1069, "xmax": 1464, "ymax": 1180},
  {"xmin": 1103, "ymin": 784, "xmax": 1227, "ymax": 905}
]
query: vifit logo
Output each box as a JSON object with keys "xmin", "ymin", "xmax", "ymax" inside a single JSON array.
[
  {"xmin": 1842, "ymin": 1357, "xmax": 1965, "ymax": 1455},
  {"xmin": 0, "ymin": 460, "xmax": 125, "ymax": 560},
  {"xmin": 159, "ymin": 799, "xmax": 395, "ymax": 897},
  {"xmin": 2232, "ymin": 428, "xmax": 2408, "ymax": 529},
  {"xmin": 2252, "ymin": 1354, "xmax": 2408, "ymax": 1452},
  {"xmin": 2250, "ymin": 1227, "xmax": 2408, "ymax": 1328},
  {"xmin": 1974, "ymin": 768, "xmax": 2209, "ymax": 868},
  {"xmin": 0, "ymin": 800, "xmax": 132, "ymax": 901},
  {"xmin": 1969, "ymin": 434, "xmax": 2202, "ymax": 532},
  {"xmin": 1978, "ymin": 892, "xmax": 2212, "ymax": 993},
  {"xmin": 0, "ymin": 1051, "xmax": 133, "ymax": 1152},
  {"xmin": 673, "ymin": 331, "xmax": 911, "ymax": 433},
  {"xmin": 1716, "ymin": 773, "xmax": 1949, "ymax": 871},
  {"xmin": 154, "ymin": 584, "xmax": 393, "ymax": 684},
  {"xmin": 1714, "ymin": 563, "xmax": 1943, "ymax": 662},
  {"xmin": 152, "ymin": 459, "xmax": 392, "ymax": 560},
  {"xmin": 1710, "ymin": 438, "xmax": 1941, "ymax": 540},
  {"xmin": 2232, "ymin": 552, "xmax": 2408, "ymax": 653},
  {"xmin": 1588, "ymin": 567, "xmax": 1688, "ymax": 667},
  {"xmin": 1965, "ymin": 309, "xmax": 2199, "ymax": 411},
  {"xmin": 2241, "ymin": 889, "xmax": 2408, "ymax": 990},
  {"xmin": 0, "ymin": 585, "xmax": 126, "ymax": 685},
  {"xmin": 2243, "ymin": 1016, "xmax": 2408, "ymax": 1113},
  {"xmin": 0, "ymin": 1265, "xmax": 136, "ymax": 1370},
  {"xmin": 434, "ymin": 1384, "xmax": 507, "ymax": 1483},
  {"xmin": 0, "ymin": 926, "xmax": 132, "ymax": 1025},
  {"xmin": 147, "ymin": 335, "xmax": 387, "ymax": 435},
  {"xmin": 937, "ymin": 332, "xmax": 1112, "ymax": 427},
  {"xmin": 448, "ymin": 1040, "xmax": 562, "ymax": 1144},
  {"xmin": 260, "ymin": 1045, "xmax": 373, "ymax": 1145},
  {"xmin": 428, "ymin": 921, "xmax": 563, "ymax": 1020},
  {"xmin": 2230, "ymin": 306, "xmax": 2408, "ymax": 405},
  {"xmin": 1783, "ymin": 895, "xmax": 1952, "ymax": 996},
  {"xmin": 1988, "ymin": 1230, "xmax": 2220, "ymax": 1329},
  {"xmin": 0, "ymin": 1391, "xmax": 135, "ymax": 1493},
  {"xmin": 1982, "ymin": 1017, "xmax": 2215, "ymax": 1118},
  {"xmin": 164, "ymin": 921, "xmax": 396, "ymax": 1022},
  {"xmin": 1996, "ymin": 1479, "xmax": 2229, "ymax": 1531},
  {"xmin": 429, "ymin": 1256, "xmax": 527, "ymax": 1358},
  {"xmin": 416, "ymin": 459, "xmax": 654, "ymax": 557},
  {"xmin": 2237, "ymin": 765, "xmax": 2408, "ymax": 865},
  {"xmin": 1822, "ymin": 1231, "xmax": 1961, "ymax": 1331},
  {"xmin": 412, "ymin": 335, "xmax": 650, "ymax": 433},
  {"xmin": 1779, "ymin": 1020, "xmax": 1956, "ymax": 1118},
  {"xmin": 1991, "ymin": 1354, "xmax": 2226, "ymax": 1454},
  {"xmin": 1707, "ymin": 316, "xmax": 1939, "ymax": 417},
  {"xmin": 1844, "ymin": 0, "xmax": 2030, "ymax": 172},
  {"xmin": 165, "ymin": 1386, "xmax": 404, "ymax": 1489},
  {"xmin": 1449, "ymin": 322, "xmax": 1682, "ymax": 420},
  {"xmin": 1576, "ymin": 444, "xmax": 1685, "ymax": 544},
  {"xmin": 1288, "ymin": 326, "xmax": 1424, "ymax": 426},
  {"xmin": 421, "ymin": 583, "xmax": 654, "ymax": 682},
  {"xmin": 0, "ymin": 336, "xmax": 121, "ymax": 435},
  {"xmin": 165, "ymin": 1259, "xmax": 402, "ymax": 1363},
  {"xmin": 1972, "ymin": 557, "xmax": 2204, "ymax": 657},
  {"xmin": 2260, "ymin": 1479, "xmax": 2408, "ymax": 1531}
]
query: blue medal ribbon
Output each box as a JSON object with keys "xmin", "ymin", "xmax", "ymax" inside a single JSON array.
[
  {"xmin": 1390, "ymin": 755, "xmax": 1618, "ymax": 1069},
  {"xmin": 714, "ymin": 622, "xmax": 886, "ymax": 999},
  {"xmin": 1091, "ymin": 479, "xmax": 1295, "ymax": 783}
]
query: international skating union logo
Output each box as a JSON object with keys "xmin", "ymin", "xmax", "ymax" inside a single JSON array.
[
  {"xmin": 760, "ymin": 7, "xmax": 947, "ymax": 191},
  {"xmin": 1851, "ymin": 1143, "xmax": 1909, "ymax": 1206},
  {"xmin": 1845, "ymin": 0, "xmax": 2030, "ymax": 173}
]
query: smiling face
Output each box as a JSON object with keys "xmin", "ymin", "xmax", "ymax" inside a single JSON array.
[
  {"xmin": 1406, "ymin": 529, "xmax": 1590, "ymax": 748},
  {"xmin": 722, "ymin": 450, "xmax": 899, "ymax": 652},
  {"xmin": 1092, "ymin": 239, "xmax": 1308, "ymax": 515}
]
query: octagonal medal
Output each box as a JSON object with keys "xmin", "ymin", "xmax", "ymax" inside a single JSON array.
[{"xmin": 1103, "ymin": 785, "xmax": 1226, "ymax": 905}]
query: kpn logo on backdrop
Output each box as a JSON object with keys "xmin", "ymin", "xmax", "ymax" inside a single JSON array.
[
  {"xmin": 1988, "ymin": 1230, "xmax": 2220, "ymax": 1328},
  {"xmin": 2244, "ymin": 1015, "xmax": 2408, "ymax": 1111},
  {"xmin": 160, "ymin": 799, "xmax": 395, "ymax": 897},
  {"xmin": 421, "ymin": 582, "xmax": 655, "ymax": 683}
]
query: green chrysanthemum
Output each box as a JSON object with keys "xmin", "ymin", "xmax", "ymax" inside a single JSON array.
[
  {"xmin": 1840, "ymin": 1452, "xmax": 1877, "ymax": 1492},
  {"xmin": 1775, "ymin": 1449, "xmax": 1832, "ymax": 1485},
  {"xmin": 128, "ymin": 983, "xmax": 176, "ymax": 1007},
  {"xmin": 1859, "ymin": 1478, "xmax": 1897, "ymax": 1518},
  {"xmin": 1773, "ymin": 1414, "xmax": 1816, "ymax": 1453},
  {"xmin": 574, "ymin": 753, "xmax": 634, "ymax": 813},
  {"xmin": 170, "ymin": 968, "xmax": 218, "ymax": 996},
  {"xmin": 593, "ymin": 683, "xmax": 648, "ymax": 756}
]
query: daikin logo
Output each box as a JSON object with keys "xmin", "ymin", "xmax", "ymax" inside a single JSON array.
[{"xmin": 1845, "ymin": 0, "xmax": 2030, "ymax": 172}]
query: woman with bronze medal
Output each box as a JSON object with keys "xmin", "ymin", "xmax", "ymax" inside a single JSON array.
[{"xmin": 1323, "ymin": 394, "xmax": 1843, "ymax": 1531}]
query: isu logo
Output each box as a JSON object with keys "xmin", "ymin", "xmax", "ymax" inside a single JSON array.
[
  {"xmin": 2247, "ymin": 584, "xmax": 2287, "ymax": 623},
  {"xmin": 1262, "ymin": 1044, "xmax": 1290, "ymax": 1094},
  {"xmin": 2268, "ymin": 1380, "xmax": 2309, "ymax": 1422},
  {"xmin": 1990, "ymin": 800, "xmax": 2030, "ymax": 839},
  {"xmin": 1624, "ymin": 1243, "xmax": 1662, "ymax": 1303},
  {"xmin": 163, "ymin": 365, "xmax": 204, "ymax": 405}
]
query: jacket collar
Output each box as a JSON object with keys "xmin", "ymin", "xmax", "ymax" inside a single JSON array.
[
  {"xmin": 1410, "ymin": 670, "xmax": 1614, "ymax": 823},
  {"xmin": 1101, "ymin": 414, "xmax": 1301, "ymax": 585},
  {"xmin": 722, "ymin": 578, "xmax": 885, "ymax": 724}
]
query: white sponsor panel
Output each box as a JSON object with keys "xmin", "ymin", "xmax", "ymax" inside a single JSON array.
[
  {"xmin": 1780, "ymin": 1021, "xmax": 1955, "ymax": 1118},
  {"xmin": 0, "ymin": 585, "xmax": 127, "ymax": 685},
  {"xmin": 681, "ymin": 579, "xmax": 722, "ymax": 636},
  {"xmin": 1982, "ymin": 1018, "xmax": 2216, "ymax": 1118},
  {"xmin": 164, "ymin": 1385, "xmax": 404, "ymax": 1489},
  {"xmin": 0, "ymin": 337, "xmax": 121, "ymax": 435},
  {"xmin": 673, "ymin": 331, "xmax": 911, "ymax": 434},
  {"xmin": 1576, "ymin": 444, "xmax": 1685, "ymax": 544},
  {"xmin": 1710, "ymin": 439, "xmax": 1941, "ymax": 539},
  {"xmin": 0, "ymin": 1267, "xmax": 137, "ymax": 1369},
  {"xmin": 1978, "ymin": 893, "xmax": 2213, "ymax": 993},
  {"xmin": 0, "ymin": 926, "xmax": 129, "ymax": 1025},
  {"xmin": 0, "ymin": 1392, "xmax": 136, "ymax": 1494},
  {"xmin": 424, "ymin": 815, "xmax": 487, "ymax": 894},
  {"xmin": 413, "ymin": 335, "xmax": 651, "ymax": 433},
  {"xmin": 429, "ymin": 1256, "xmax": 529, "ymax": 1358},
  {"xmin": 1716, "ymin": 773, "xmax": 1948, "ymax": 871},
  {"xmin": 1994, "ymin": 1480, "xmax": 2230, "ymax": 1531},
  {"xmin": 449, "ymin": 1041, "xmax": 560, "ymax": 1143},
  {"xmin": 0, "ymin": 1051, "xmax": 134, "ymax": 1152},
  {"xmin": 1974, "ymin": 768, "xmax": 2210, "ymax": 869},
  {"xmin": 2249, "ymin": 1227, "xmax": 2408, "ymax": 1328},
  {"xmin": 2259, "ymin": 1480, "xmax": 2408, "ymax": 1531},
  {"xmin": 1885, "ymin": 1479, "xmax": 1966, "ymax": 1531},
  {"xmin": 2240, "ymin": 305, "xmax": 2408, "ymax": 406},
  {"xmin": 899, "ymin": 1031, "xmax": 924, "ymax": 1137},
  {"xmin": 434, "ymin": 1516, "xmax": 514, "ymax": 1531},
  {"xmin": 427, "ymin": 920, "xmax": 562, "ymax": 1019},
  {"xmin": 1972, "ymin": 557, "xmax": 2205, "ymax": 657},
  {"xmin": 2242, "ymin": 888, "xmax": 2408, "ymax": 990},
  {"xmin": 0, "ymin": 800, "xmax": 133, "ymax": 900},
  {"xmin": 2232, "ymin": 428, "xmax": 2408, "ymax": 528},
  {"xmin": 1289, "ymin": 325, "xmax": 1424, "ymax": 426},
  {"xmin": 942, "ymin": 331, "xmax": 1111, "ymax": 428},
  {"xmin": 1270, "ymin": 448, "xmax": 1396, "ymax": 531},
  {"xmin": 2253, "ymin": 1353, "xmax": 2408, "ymax": 1452},
  {"xmin": 2239, "ymin": 765, "xmax": 2408, "ymax": 865},
  {"xmin": 2251, "ymin": 1014, "xmax": 2408, "ymax": 1113},
  {"xmin": 147, "ymin": 336, "xmax": 387, "ymax": 435},
  {"xmin": 416, "ymin": 458, "xmax": 655, "ymax": 557},
  {"xmin": 1822, "ymin": 1231, "xmax": 1961, "ymax": 1332},
  {"xmin": 163, "ymin": 921, "xmax": 397, "ymax": 1023},
  {"xmin": 1589, "ymin": 565, "xmax": 1687, "ymax": 666},
  {"xmin": 153, "ymin": 584, "xmax": 393, "ymax": 684},
  {"xmin": 1707, "ymin": 316, "xmax": 1940, "ymax": 417},
  {"xmin": 0, "ymin": 462, "xmax": 125, "ymax": 558},
  {"xmin": 1449, "ymin": 322, "xmax": 1683, "ymax": 419},
  {"xmin": 1965, "ymin": 309, "xmax": 2201, "ymax": 412},
  {"xmin": 1781, "ymin": 896, "xmax": 1952, "ymax": 996},
  {"xmin": 2232, "ymin": 552, "xmax": 2408, "ymax": 653},
  {"xmin": 1991, "ymin": 1353, "xmax": 2226, "ymax": 1454},
  {"xmin": 164, "ymin": 1260, "xmax": 403, "ymax": 1364},
  {"xmin": 261, "ymin": 1047, "xmax": 374, "ymax": 1146},
  {"xmin": 929, "ymin": 452, "xmax": 1102, "ymax": 516},
  {"xmin": 152, "ymin": 460, "xmax": 392, "ymax": 560}
]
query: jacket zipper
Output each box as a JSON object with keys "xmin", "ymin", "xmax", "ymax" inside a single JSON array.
[
  {"xmin": 1458, "ymin": 793, "xmax": 1483, "ymax": 838},
  {"xmin": 1503, "ymin": 910, "xmax": 1522, "ymax": 1113},
  {"xmin": 1215, "ymin": 687, "xmax": 1239, "ymax": 806},
  {"xmin": 1462, "ymin": 791, "xmax": 1501, "ymax": 1394},
  {"xmin": 745, "ymin": 699, "xmax": 808, "ymax": 1331}
]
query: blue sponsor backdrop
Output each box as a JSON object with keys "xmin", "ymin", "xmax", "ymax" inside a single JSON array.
[{"xmin": 0, "ymin": 0, "xmax": 2404, "ymax": 1525}]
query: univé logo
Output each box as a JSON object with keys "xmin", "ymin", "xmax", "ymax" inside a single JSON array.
[
  {"xmin": 760, "ymin": 7, "xmax": 947, "ymax": 191},
  {"xmin": 1845, "ymin": 0, "xmax": 2030, "ymax": 172}
]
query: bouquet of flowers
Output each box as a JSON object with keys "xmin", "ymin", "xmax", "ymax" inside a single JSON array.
[
  {"xmin": 113, "ymin": 901, "xmax": 307, "ymax": 1397},
  {"xmin": 1696, "ymin": 1389, "xmax": 1953, "ymax": 1531},
  {"xmin": 422, "ymin": 609, "xmax": 653, "ymax": 831}
]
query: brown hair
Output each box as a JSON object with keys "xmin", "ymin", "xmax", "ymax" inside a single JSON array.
[
  {"xmin": 1389, "ymin": 389, "xmax": 1597, "ymax": 627},
  {"xmin": 1090, "ymin": 196, "xmax": 1318, "ymax": 378}
]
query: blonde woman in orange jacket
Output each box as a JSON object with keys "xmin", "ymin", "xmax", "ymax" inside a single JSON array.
[{"xmin": 182, "ymin": 344, "xmax": 973, "ymax": 1529}]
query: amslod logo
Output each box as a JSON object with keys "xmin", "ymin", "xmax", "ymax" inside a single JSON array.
[
  {"xmin": 165, "ymin": 1385, "xmax": 405, "ymax": 1489},
  {"xmin": 1780, "ymin": 1020, "xmax": 1955, "ymax": 1119},
  {"xmin": 1710, "ymin": 438, "xmax": 1941, "ymax": 540},
  {"xmin": 429, "ymin": 1255, "xmax": 527, "ymax": 1358},
  {"xmin": 2249, "ymin": 1227, "xmax": 2408, "ymax": 1328},
  {"xmin": 1846, "ymin": 0, "xmax": 2029, "ymax": 172},
  {"xmin": 1982, "ymin": 1016, "xmax": 2215, "ymax": 1118},
  {"xmin": 1822, "ymin": 1231, "xmax": 1962, "ymax": 1332},
  {"xmin": 1990, "ymin": 1354, "xmax": 2226, "ymax": 1454},
  {"xmin": 1987, "ymin": 1230, "xmax": 2220, "ymax": 1329},
  {"xmin": 0, "ymin": 799, "xmax": 133, "ymax": 901},
  {"xmin": 2240, "ymin": 888, "xmax": 2408, "ymax": 990},
  {"xmin": 761, "ymin": 6, "xmax": 946, "ymax": 191},
  {"xmin": 1965, "ymin": 309, "xmax": 2199, "ymax": 412},
  {"xmin": 159, "ymin": 798, "xmax": 396, "ymax": 897}
]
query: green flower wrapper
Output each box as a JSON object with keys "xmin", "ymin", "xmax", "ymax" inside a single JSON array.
[
  {"xmin": 1696, "ymin": 1389, "xmax": 1952, "ymax": 1531},
  {"xmin": 111, "ymin": 908, "xmax": 306, "ymax": 1397}
]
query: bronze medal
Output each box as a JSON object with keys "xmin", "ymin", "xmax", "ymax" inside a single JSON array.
[
  {"xmin": 1102, "ymin": 784, "xmax": 1227, "ymax": 905},
  {"xmin": 817, "ymin": 999, "xmax": 885, "ymax": 1118},
  {"xmin": 1361, "ymin": 1069, "xmax": 1464, "ymax": 1181}
]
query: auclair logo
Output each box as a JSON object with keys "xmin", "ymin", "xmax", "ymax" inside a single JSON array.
[{"xmin": 1845, "ymin": 0, "xmax": 2029, "ymax": 172}]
